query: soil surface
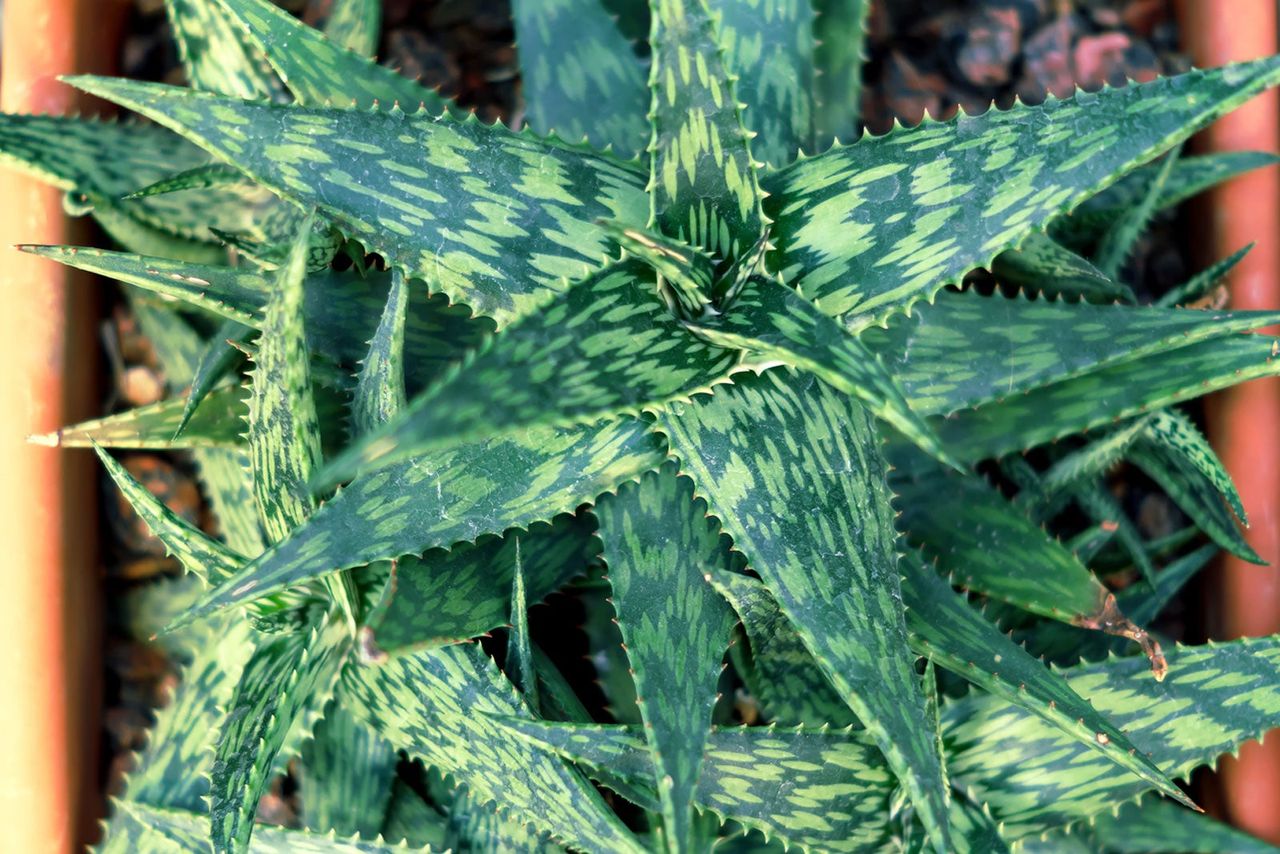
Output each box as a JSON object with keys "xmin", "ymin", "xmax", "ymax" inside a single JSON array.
[{"xmin": 101, "ymin": 0, "xmax": 1196, "ymax": 823}]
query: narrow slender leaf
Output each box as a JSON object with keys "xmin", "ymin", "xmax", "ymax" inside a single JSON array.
[
  {"xmin": 763, "ymin": 57, "xmax": 1280, "ymax": 326},
  {"xmin": 215, "ymin": 0, "xmax": 454, "ymax": 113},
  {"xmin": 649, "ymin": 0, "xmax": 767, "ymax": 265},
  {"xmin": 504, "ymin": 540, "xmax": 539, "ymax": 707},
  {"xmin": 322, "ymin": 260, "xmax": 737, "ymax": 483},
  {"xmin": 1145, "ymin": 408, "xmax": 1245, "ymax": 521},
  {"xmin": 66, "ymin": 76, "xmax": 650, "ymax": 330},
  {"xmin": 512, "ymin": 0, "xmax": 650, "ymax": 158},
  {"xmin": 812, "ymin": 0, "xmax": 870, "ymax": 145},
  {"xmin": 32, "ymin": 387, "xmax": 245, "ymax": 449},
  {"xmin": 1157, "ymin": 243, "xmax": 1253, "ymax": 307},
  {"xmin": 657, "ymin": 368, "xmax": 951, "ymax": 852},
  {"xmin": 353, "ymin": 269, "xmax": 409, "ymax": 436},
  {"xmin": 299, "ymin": 703, "xmax": 398, "ymax": 838},
  {"xmin": 177, "ymin": 319, "xmax": 251, "ymax": 438},
  {"xmin": 991, "ymin": 232, "xmax": 1132, "ymax": 303},
  {"xmin": 1095, "ymin": 146, "xmax": 1180, "ymax": 279},
  {"xmin": 165, "ymin": 0, "xmax": 285, "ymax": 100},
  {"xmin": 1087, "ymin": 798, "xmax": 1280, "ymax": 853},
  {"xmin": 341, "ymin": 642, "xmax": 646, "ymax": 853},
  {"xmin": 596, "ymin": 468, "xmax": 737, "ymax": 852}
]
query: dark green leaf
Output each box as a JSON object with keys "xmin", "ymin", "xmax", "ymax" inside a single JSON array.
[
  {"xmin": 177, "ymin": 318, "xmax": 251, "ymax": 438},
  {"xmin": 812, "ymin": 0, "xmax": 870, "ymax": 146},
  {"xmin": 657, "ymin": 368, "xmax": 951, "ymax": 852},
  {"xmin": 299, "ymin": 703, "xmax": 397, "ymax": 838},
  {"xmin": 991, "ymin": 232, "xmax": 1132, "ymax": 303},
  {"xmin": 320, "ymin": 0, "xmax": 381, "ymax": 57},
  {"xmin": 353, "ymin": 270, "xmax": 409, "ymax": 436},
  {"xmin": 165, "ymin": 0, "xmax": 285, "ymax": 100}
]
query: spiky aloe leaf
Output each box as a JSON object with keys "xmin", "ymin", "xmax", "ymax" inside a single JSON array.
[
  {"xmin": 932, "ymin": 331, "xmax": 1280, "ymax": 461},
  {"xmin": 104, "ymin": 799, "xmax": 433, "ymax": 853},
  {"xmin": 895, "ymin": 468, "xmax": 1158, "ymax": 647},
  {"xmin": 504, "ymin": 543, "xmax": 539, "ymax": 706},
  {"xmin": 353, "ymin": 270, "xmax": 409, "ymax": 436},
  {"xmin": 95, "ymin": 446, "xmax": 239, "ymax": 585},
  {"xmin": 512, "ymin": 0, "xmax": 650, "ymax": 158},
  {"xmin": 990, "ymin": 232, "xmax": 1132, "ymax": 303},
  {"xmin": 1060, "ymin": 151, "xmax": 1280, "ymax": 245},
  {"xmin": 126, "ymin": 295, "xmax": 266, "ymax": 555},
  {"xmin": 214, "ymin": 0, "xmax": 456, "ymax": 115},
  {"xmin": 648, "ymin": 0, "xmax": 767, "ymax": 266},
  {"xmin": 164, "ymin": 0, "xmax": 284, "ymax": 100},
  {"xmin": 709, "ymin": 571, "xmax": 855, "ymax": 727},
  {"xmin": 656, "ymin": 368, "xmax": 951, "ymax": 852},
  {"xmin": 763, "ymin": 56, "xmax": 1280, "ymax": 327},
  {"xmin": 1157, "ymin": 243, "xmax": 1253, "ymax": 307},
  {"xmin": 445, "ymin": 787, "xmax": 567, "ymax": 853},
  {"xmin": 322, "ymin": 260, "xmax": 737, "ymax": 483},
  {"xmin": 945, "ymin": 636, "xmax": 1280, "ymax": 838},
  {"xmin": 380, "ymin": 782, "xmax": 449, "ymax": 849},
  {"xmin": 318, "ymin": 0, "xmax": 381, "ymax": 57},
  {"xmin": 1023, "ymin": 416, "xmax": 1154, "ymax": 507},
  {"xmin": 1145, "ymin": 408, "xmax": 1245, "ymax": 521},
  {"xmin": 22, "ymin": 246, "xmax": 490, "ymax": 394},
  {"xmin": 861, "ymin": 289, "xmax": 1280, "ymax": 417},
  {"xmin": 178, "ymin": 319, "xmax": 251, "ymax": 437},
  {"xmin": 596, "ymin": 468, "xmax": 736, "ymax": 852},
  {"xmin": 342, "ymin": 642, "xmax": 646, "ymax": 854},
  {"xmin": 709, "ymin": 0, "xmax": 816, "ymax": 167},
  {"xmin": 211, "ymin": 617, "xmax": 352, "ymax": 852},
  {"xmin": 1128, "ymin": 436, "xmax": 1262, "ymax": 564},
  {"xmin": 66, "ymin": 76, "xmax": 649, "ymax": 330},
  {"xmin": 687, "ymin": 274, "xmax": 951, "ymax": 463},
  {"xmin": 367, "ymin": 515, "xmax": 597, "ymax": 657},
  {"xmin": 1095, "ymin": 146, "xmax": 1180, "ymax": 279},
  {"xmin": 898, "ymin": 555, "xmax": 1188, "ymax": 806},
  {"xmin": 32, "ymin": 388, "xmax": 245, "ymax": 449},
  {"xmin": 299, "ymin": 703, "xmax": 397, "ymax": 838},
  {"xmin": 172, "ymin": 416, "xmax": 666, "ymax": 625},
  {"xmin": 124, "ymin": 162, "xmax": 248, "ymax": 199},
  {"xmin": 603, "ymin": 221, "xmax": 717, "ymax": 318},
  {"xmin": 1085, "ymin": 798, "xmax": 1280, "ymax": 853},
  {"xmin": 812, "ymin": 0, "xmax": 870, "ymax": 146},
  {"xmin": 493, "ymin": 718, "xmax": 894, "ymax": 852}
]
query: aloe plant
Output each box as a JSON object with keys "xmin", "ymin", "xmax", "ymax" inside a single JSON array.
[{"xmin": 10, "ymin": 0, "xmax": 1280, "ymax": 850}]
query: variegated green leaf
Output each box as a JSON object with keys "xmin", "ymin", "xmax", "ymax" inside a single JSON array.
[
  {"xmin": 1145, "ymin": 407, "xmax": 1245, "ymax": 521},
  {"xmin": 104, "ymin": 799, "xmax": 433, "ymax": 853},
  {"xmin": 319, "ymin": 0, "xmax": 381, "ymax": 57},
  {"xmin": 32, "ymin": 387, "xmax": 245, "ymax": 449},
  {"xmin": 687, "ymin": 274, "xmax": 951, "ymax": 464},
  {"xmin": 321, "ymin": 260, "xmax": 738, "ymax": 483},
  {"xmin": 710, "ymin": 0, "xmax": 816, "ymax": 167},
  {"xmin": 604, "ymin": 221, "xmax": 717, "ymax": 318},
  {"xmin": 214, "ymin": 0, "xmax": 455, "ymax": 114},
  {"xmin": 597, "ymin": 468, "xmax": 736, "ymax": 852},
  {"xmin": 367, "ymin": 514, "xmax": 597, "ymax": 657},
  {"xmin": 649, "ymin": 0, "xmax": 767, "ymax": 267},
  {"xmin": 172, "ymin": 417, "xmax": 666, "ymax": 625},
  {"xmin": 165, "ymin": 0, "xmax": 285, "ymax": 100},
  {"xmin": 1060, "ymin": 151, "xmax": 1280, "ymax": 246},
  {"xmin": 709, "ymin": 571, "xmax": 855, "ymax": 727},
  {"xmin": 493, "ymin": 718, "xmax": 894, "ymax": 852},
  {"xmin": 944, "ymin": 636, "xmax": 1280, "ymax": 838},
  {"xmin": 765, "ymin": 56, "xmax": 1280, "ymax": 327},
  {"xmin": 861, "ymin": 289, "xmax": 1280, "ymax": 418},
  {"xmin": 812, "ymin": 0, "xmax": 870, "ymax": 146},
  {"xmin": 1095, "ymin": 146, "xmax": 1180, "ymax": 279},
  {"xmin": 932, "ymin": 331, "xmax": 1280, "ymax": 462},
  {"xmin": 991, "ymin": 232, "xmax": 1132, "ymax": 303},
  {"xmin": 512, "ymin": 0, "xmax": 650, "ymax": 158},
  {"xmin": 353, "ymin": 269, "xmax": 409, "ymax": 436},
  {"xmin": 342, "ymin": 642, "xmax": 645, "ymax": 853},
  {"xmin": 299, "ymin": 703, "xmax": 397, "ymax": 838},
  {"xmin": 67, "ymin": 76, "xmax": 649, "ymax": 330},
  {"xmin": 211, "ymin": 617, "xmax": 351, "ymax": 851},
  {"xmin": 657, "ymin": 368, "xmax": 951, "ymax": 852},
  {"xmin": 1086, "ymin": 797, "xmax": 1280, "ymax": 853},
  {"xmin": 177, "ymin": 319, "xmax": 251, "ymax": 438},
  {"xmin": 504, "ymin": 542, "xmax": 539, "ymax": 706},
  {"xmin": 1157, "ymin": 243, "xmax": 1253, "ymax": 307},
  {"xmin": 21, "ymin": 246, "xmax": 490, "ymax": 395},
  {"xmin": 445, "ymin": 788, "xmax": 567, "ymax": 853},
  {"xmin": 898, "ymin": 554, "xmax": 1189, "ymax": 807}
]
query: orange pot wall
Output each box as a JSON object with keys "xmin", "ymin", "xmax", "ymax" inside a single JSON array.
[
  {"xmin": 0, "ymin": 0, "xmax": 126, "ymax": 849},
  {"xmin": 1176, "ymin": 0, "xmax": 1280, "ymax": 842}
]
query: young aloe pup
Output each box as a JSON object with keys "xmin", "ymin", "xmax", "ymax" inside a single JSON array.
[{"xmin": 5, "ymin": 0, "xmax": 1280, "ymax": 850}]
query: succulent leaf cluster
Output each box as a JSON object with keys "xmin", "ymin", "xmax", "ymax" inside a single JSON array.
[{"xmin": 8, "ymin": 0, "xmax": 1280, "ymax": 851}]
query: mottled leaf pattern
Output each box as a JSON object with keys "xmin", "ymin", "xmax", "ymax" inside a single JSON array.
[
  {"xmin": 323, "ymin": 260, "xmax": 737, "ymax": 482},
  {"xmin": 176, "ymin": 417, "xmax": 666, "ymax": 622},
  {"xmin": 32, "ymin": 388, "xmax": 246, "ymax": 449},
  {"xmin": 710, "ymin": 0, "xmax": 816, "ymax": 167},
  {"xmin": 648, "ymin": 0, "xmax": 767, "ymax": 264},
  {"xmin": 299, "ymin": 703, "xmax": 398, "ymax": 838},
  {"xmin": 657, "ymin": 369, "xmax": 951, "ymax": 852},
  {"xmin": 210, "ymin": 617, "xmax": 351, "ymax": 851},
  {"xmin": 369, "ymin": 515, "xmax": 597, "ymax": 656},
  {"xmin": 67, "ymin": 76, "xmax": 650, "ymax": 329},
  {"xmin": 319, "ymin": 0, "xmax": 381, "ymax": 57},
  {"xmin": 764, "ymin": 56, "xmax": 1280, "ymax": 325},
  {"xmin": 215, "ymin": 0, "xmax": 455, "ymax": 114},
  {"xmin": 1087, "ymin": 798, "xmax": 1280, "ymax": 854},
  {"xmin": 991, "ymin": 232, "xmax": 1131, "ymax": 303},
  {"xmin": 165, "ymin": 0, "xmax": 285, "ymax": 100},
  {"xmin": 1145, "ymin": 407, "xmax": 1245, "ymax": 520},
  {"xmin": 353, "ymin": 270, "xmax": 409, "ymax": 436},
  {"xmin": 596, "ymin": 468, "xmax": 736, "ymax": 851},
  {"xmin": 342, "ymin": 642, "xmax": 646, "ymax": 853},
  {"xmin": 512, "ymin": 0, "xmax": 650, "ymax": 157}
]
